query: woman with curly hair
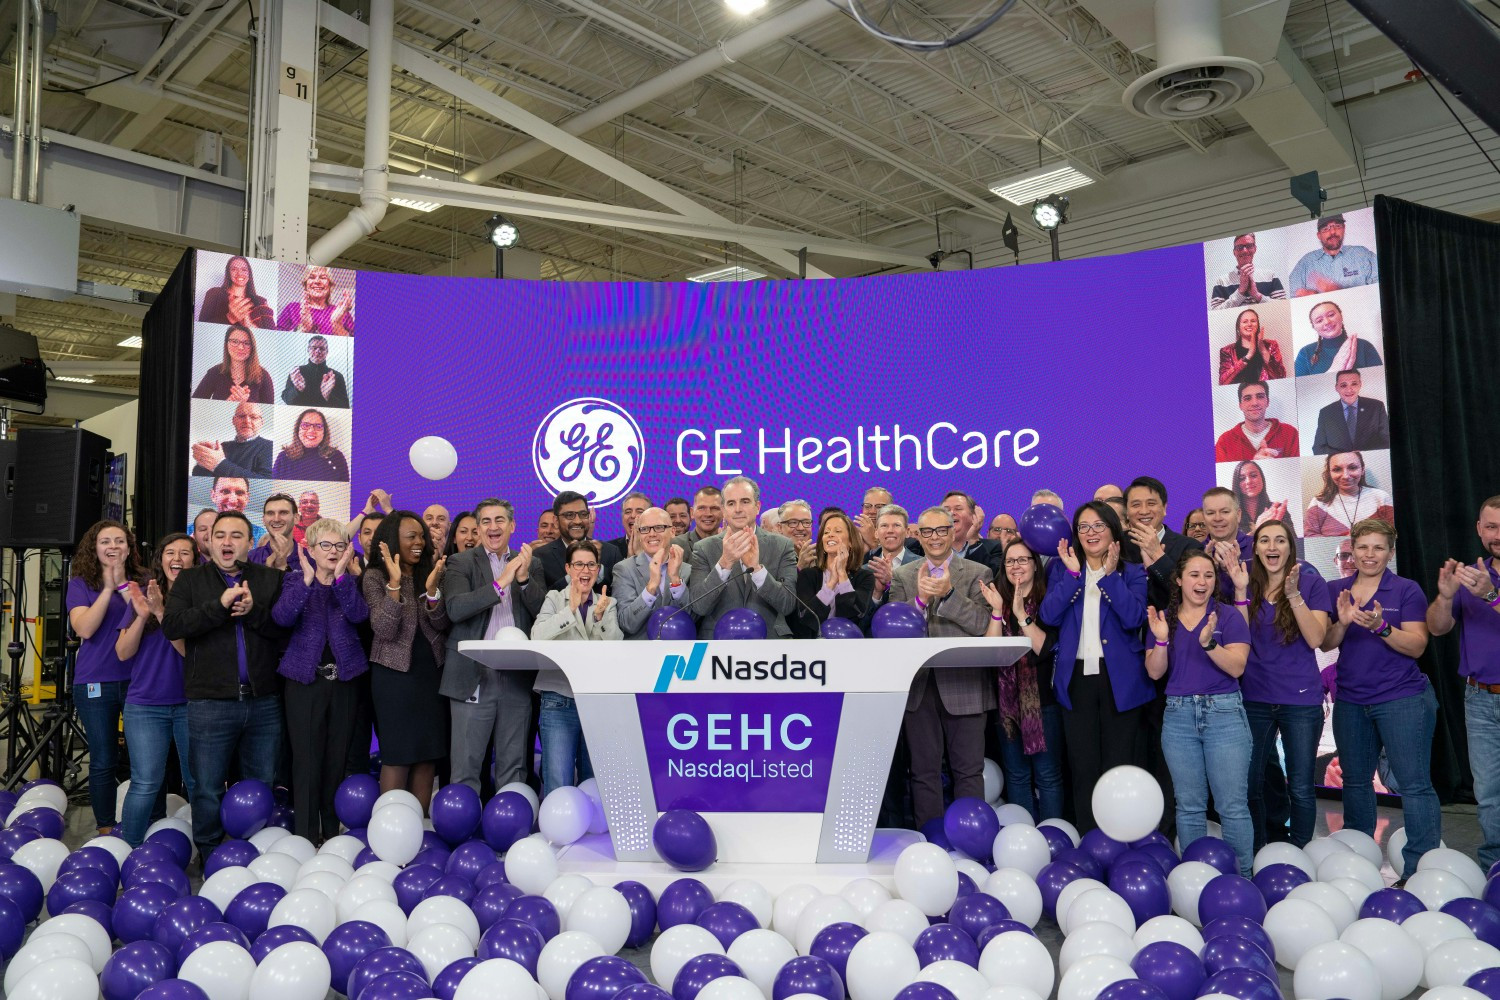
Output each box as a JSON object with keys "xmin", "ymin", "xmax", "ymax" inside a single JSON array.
[{"xmin": 278, "ymin": 265, "xmax": 354, "ymax": 336}]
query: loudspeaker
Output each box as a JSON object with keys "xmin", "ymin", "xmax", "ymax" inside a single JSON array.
[
  {"xmin": 0, "ymin": 439, "xmax": 15, "ymax": 546},
  {"xmin": 10, "ymin": 428, "xmax": 112, "ymax": 548}
]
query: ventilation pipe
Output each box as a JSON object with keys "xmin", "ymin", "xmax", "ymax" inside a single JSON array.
[
  {"xmin": 1123, "ymin": 0, "xmax": 1263, "ymax": 119},
  {"xmin": 26, "ymin": 0, "xmax": 41, "ymax": 202},
  {"xmin": 308, "ymin": 0, "xmax": 392, "ymax": 265}
]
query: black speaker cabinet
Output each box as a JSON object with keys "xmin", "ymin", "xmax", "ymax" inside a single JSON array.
[
  {"xmin": 0, "ymin": 439, "xmax": 15, "ymax": 546},
  {"xmin": 10, "ymin": 428, "xmax": 112, "ymax": 549}
]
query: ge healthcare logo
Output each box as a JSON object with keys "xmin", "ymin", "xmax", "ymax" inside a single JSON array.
[
  {"xmin": 532, "ymin": 397, "xmax": 645, "ymax": 507},
  {"xmin": 654, "ymin": 643, "xmax": 707, "ymax": 693}
]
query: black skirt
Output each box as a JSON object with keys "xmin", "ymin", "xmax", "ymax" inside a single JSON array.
[{"xmin": 371, "ymin": 636, "xmax": 448, "ymax": 766}]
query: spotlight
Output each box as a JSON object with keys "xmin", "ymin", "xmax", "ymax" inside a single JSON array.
[
  {"xmin": 486, "ymin": 214, "xmax": 519, "ymax": 249},
  {"xmin": 725, "ymin": 0, "xmax": 769, "ymax": 14},
  {"xmin": 1031, "ymin": 194, "xmax": 1068, "ymax": 231}
]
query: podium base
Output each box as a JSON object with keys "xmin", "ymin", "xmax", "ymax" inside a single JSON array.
[{"xmin": 554, "ymin": 828, "xmax": 926, "ymax": 894}]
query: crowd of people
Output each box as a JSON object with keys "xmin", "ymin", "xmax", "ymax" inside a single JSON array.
[{"xmin": 65, "ymin": 475, "xmax": 1500, "ymax": 883}]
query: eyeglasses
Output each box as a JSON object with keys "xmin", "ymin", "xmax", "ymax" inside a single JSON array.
[
  {"xmin": 569, "ymin": 561, "xmax": 599, "ymax": 570},
  {"xmin": 637, "ymin": 524, "xmax": 669, "ymax": 535},
  {"xmin": 1077, "ymin": 522, "xmax": 1110, "ymax": 535},
  {"xmin": 227, "ymin": 338, "xmax": 253, "ymax": 347},
  {"xmin": 558, "ymin": 510, "xmax": 589, "ymax": 522},
  {"xmin": 861, "ymin": 502, "xmax": 886, "ymax": 511},
  {"xmin": 315, "ymin": 541, "xmax": 349, "ymax": 552},
  {"xmin": 299, "ymin": 421, "xmax": 325, "ymax": 431},
  {"xmin": 916, "ymin": 526, "xmax": 951, "ymax": 538},
  {"xmin": 1004, "ymin": 557, "xmax": 1032, "ymax": 567},
  {"xmin": 782, "ymin": 519, "xmax": 812, "ymax": 530},
  {"xmin": 1233, "ymin": 243, "xmax": 1256, "ymax": 252}
]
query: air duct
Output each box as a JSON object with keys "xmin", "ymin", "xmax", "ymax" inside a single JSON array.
[{"xmin": 1123, "ymin": 0, "xmax": 1263, "ymax": 119}]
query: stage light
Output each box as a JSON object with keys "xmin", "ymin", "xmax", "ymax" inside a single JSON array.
[
  {"xmin": 989, "ymin": 164, "xmax": 1094, "ymax": 205},
  {"xmin": 486, "ymin": 214, "xmax": 519, "ymax": 249},
  {"xmin": 117, "ymin": 336, "xmax": 142, "ymax": 349},
  {"xmin": 725, "ymin": 0, "xmax": 769, "ymax": 14},
  {"xmin": 686, "ymin": 264, "xmax": 766, "ymax": 282},
  {"xmin": 1032, "ymin": 194, "xmax": 1068, "ymax": 231}
]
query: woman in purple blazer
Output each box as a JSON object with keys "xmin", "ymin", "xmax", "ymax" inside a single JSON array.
[
  {"xmin": 1040, "ymin": 501, "xmax": 1150, "ymax": 831},
  {"xmin": 272, "ymin": 518, "xmax": 367, "ymax": 842}
]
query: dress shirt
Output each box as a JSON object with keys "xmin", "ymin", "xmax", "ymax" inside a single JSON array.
[
  {"xmin": 1078, "ymin": 564, "xmax": 1106, "ymax": 676},
  {"xmin": 483, "ymin": 549, "xmax": 516, "ymax": 639}
]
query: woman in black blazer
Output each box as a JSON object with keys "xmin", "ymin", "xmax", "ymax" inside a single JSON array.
[{"xmin": 793, "ymin": 512, "xmax": 875, "ymax": 637}]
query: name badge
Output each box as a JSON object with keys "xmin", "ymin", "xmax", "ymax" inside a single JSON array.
[{"xmin": 86, "ymin": 683, "xmax": 102, "ymax": 699}]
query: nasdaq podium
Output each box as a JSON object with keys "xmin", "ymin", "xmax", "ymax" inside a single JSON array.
[{"xmin": 459, "ymin": 635, "xmax": 1029, "ymax": 882}]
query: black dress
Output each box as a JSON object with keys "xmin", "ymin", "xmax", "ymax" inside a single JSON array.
[{"xmin": 371, "ymin": 632, "xmax": 448, "ymax": 766}]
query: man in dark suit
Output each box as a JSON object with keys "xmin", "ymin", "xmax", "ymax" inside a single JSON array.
[
  {"xmin": 865, "ymin": 504, "xmax": 922, "ymax": 625},
  {"xmin": 536, "ymin": 491, "xmax": 621, "ymax": 591},
  {"xmin": 685, "ymin": 476, "xmax": 798, "ymax": 638},
  {"xmin": 670, "ymin": 486, "xmax": 724, "ymax": 559},
  {"xmin": 440, "ymin": 497, "xmax": 546, "ymax": 791},
  {"xmin": 1312, "ymin": 369, "xmax": 1390, "ymax": 455},
  {"xmin": 889, "ymin": 505, "xmax": 994, "ymax": 825},
  {"xmin": 281, "ymin": 335, "xmax": 350, "ymax": 407},
  {"xmin": 161, "ymin": 510, "xmax": 288, "ymax": 860},
  {"xmin": 603, "ymin": 491, "xmax": 651, "ymax": 560}
]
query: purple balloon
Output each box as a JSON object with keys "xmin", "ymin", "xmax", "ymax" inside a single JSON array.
[
  {"xmin": 146, "ymin": 829, "xmax": 194, "ymax": 869},
  {"xmin": 1038, "ymin": 824, "xmax": 1073, "ymax": 859},
  {"xmin": 220, "ymin": 779, "xmax": 275, "ymax": 839},
  {"xmin": 893, "ymin": 984, "xmax": 958, "ymax": 1000},
  {"xmin": 1360, "ymin": 887, "xmax": 1426, "ymax": 924},
  {"xmin": 114, "ymin": 883, "xmax": 181, "ymax": 944},
  {"xmin": 267, "ymin": 805, "xmax": 295, "ymax": 831},
  {"xmin": 410, "ymin": 846, "xmax": 451, "ymax": 873},
  {"xmin": 1141, "ymin": 842, "xmax": 1182, "ymax": 875},
  {"xmin": 1132, "ymin": 941, "xmax": 1207, "ymax": 1000},
  {"xmin": 62, "ymin": 898, "xmax": 114, "ymax": 936},
  {"xmin": 1100, "ymin": 983, "xmax": 1170, "ymax": 1000},
  {"xmin": 672, "ymin": 953, "xmax": 743, "ymax": 1000},
  {"xmin": 354, "ymin": 847, "xmax": 380, "ymax": 868},
  {"xmin": 947, "ymin": 892, "xmax": 1010, "ymax": 942},
  {"xmin": 1110, "ymin": 859, "xmax": 1172, "ymax": 924},
  {"xmin": 153, "ymin": 895, "xmax": 224, "ymax": 954},
  {"xmin": 870, "ymin": 602, "xmax": 926, "ymax": 638},
  {"xmin": 124, "ymin": 842, "xmax": 181, "ymax": 881},
  {"xmin": 392, "ymin": 864, "xmax": 445, "ymax": 914},
  {"xmin": 225, "ymin": 882, "xmax": 286, "ymax": 940},
  {"xmin": 430, "ymin": 785, "xmax": 482, "ymax": 846},
  {"xmin": 974, "ymin": 920, "xmax": 1035, "ymax": 948},
  {"xmin": 59, "ymin": 845, "xmax": 122, "ymax": 886},
  {"xmin": 920, "ymin": 818, "xmax": 953, "ymax": 851},
  {"xmin": 615, "ymin": 880, "xmax": 657, "ymax": 948},
  {"xmin": 914, "ymin": 923, "xmax": 979, "ymax": 968},
  {"xmin": 423, "ymin": 875, "xmax": 475, "ymax": 905},
  {"xmin": 1466, "ymin": 967, "xmax": 1500, "ymax": 1000},
  {"xmin": 1132, "ymin": 831, "xmax": 1175, "ymax": 851},
  {"xmin": 1182, "ymin": 837, "xmax": 1238, "ymax": 876},
  {"xmin": 0, "ymin": 791, "xmax": 15, "ymax": 820},
  {"xmin": 568, "ymin": 955, "xmax": 649, "ymax": 1000},
  {"xmin": 481, "ymin": 792, "xmax": 534, "ymax": 853},
  {"xmin": 1442, "ymin": 898, "xmax": 1500, "ymax": 948},
  {"xmin": 204, "ymin": 839, "xmax": 259, "ymax": 878},
  {"xmin": 1019, "ymin": 503, "xmax": 1071, "ymax": 557},
  {"xmin": 478, "ymin": 917, "xmax": 547, "ymax": 976},
  {"xmin": 1200, "ymin": 936, "xmax": 1276, "ymax": 980},
  {"xmin": 46, "ymin": 866, "xmax": 117, "ymax": 915},
  {"xmin": 1196, "ymin": 968, "xmax": 1279, "ymax": 1000},
  {"xmin": 653, "ymin": 810, "xmax": 717, "ymax": 872},
  {"xmin": 0, "ymin": 826, "xmax": 39, "ymax": 862},
  {"xmin": 336, "ymin": 774, "xmax": 381, "ymax": 830},
  {"xmin": 357, "ymin": 970, "xmax": 435, "ymax": 1000},
  {"xmin": 474, "ymin": 862, "xmax": 509, "ymax": 890},
  {"xmin": 101, "ymin": 941, "xmax": 176, "ymax": 1000},
  {"xmin": 1037, "ymin": 860, "xmax": 1088, "ymax": 920},
  {"xmin": 1202, "ymin": 917, "xmax": 1275, "ymax": 961},
  {"xmin": 712, "ymin": 608, "xmax": 768, "ymax": 641},
  {"xmin": 324, "ymin": 920, "xmax": 394, "ymax": 993},
  {"xmin": 130, "ymin": 860, "xmax": 191, "ymax": 899},
  {"xmin": 773, "ymin": 955, "xmax": 845, "ymax": 1000},
  {"xmin": 954, "ymin": 872, "xmax": 978, "ymax": 900},
  {"xmin": 252, "ymin": 924, "xmax": 317, "ymax": 963},
  {"xmin": 176, "ymin": 922, "xmax": 251, "ymax": 966},
  {"xmin": 1484, "ymin": 875, "xmax": 1500, "ymax": 912},
  {"xmin": 1197, "ymin": 875, "xmax": 1265, "ymax": 925},
  {"xmin": 13, "ymin": 806, "xmax": 65, "ymax": 840},
  {"xmin": 432, "ymin": 957, "xmax": 483, "ymax": 1000},
  {"xmin": 614, "ymin": 987, "xmax": 672, "ymax": 1000},
  {"xmin": 0, "ymin": 896, "xmax": 23, "ymax": 961},
  {"xmin": 1081, "ymin": 828, "xmax": 1128, "ymax": 871},
  {"xmin": 657, "ymin": 878, "xmax": 714, "ymax": 931},
  {"xmin": 1059, "ymin": 847, "xmax": 1105, "ymax": 881},
  {"xmin": 502, "ymin": 894, "xmax": 561, "ymax": 941},
  {"xmin": 648, "ymin": 607, "xmax": 698, "ymax": 641},
  {"xmin": 1249, "ymin": 863, "xmax": 1308, "ymax": 907},
  {"xmin": 820, "ymin": 616, "xmax": 864, "ymax": 639},
  {"xmin": 809, "ymin": 922, "xmax": 867, "ymax": 984},
  {"xmin": 348, "ymin": 948, "xmax": 429, "ymax": 1000},
  {"xmin": 472, "ymin": 883, "xmax": 525, "ymax": 932},
  {"xmin": 446, "ymin": 840, "xmax": 498, "ymax": 884},
  {"xmin": 695, "ymin": 901, "xmax": 759, "ymax": 948},
  {"xmin": 1113, "ymin": 849, "xmax": 1165, "ymax": 876},
  {"xmin": 943, "ymin": 798, "xmax": 999, "ymax": 863}
]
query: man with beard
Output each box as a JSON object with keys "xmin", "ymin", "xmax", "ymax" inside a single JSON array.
[
  {"xmin": 1289, "ymin": 214, "xmax": 1378, "ymax": 295},
  {"xmin": 536, "ymin": 492, "xmax": 621, "ymax": 591}
]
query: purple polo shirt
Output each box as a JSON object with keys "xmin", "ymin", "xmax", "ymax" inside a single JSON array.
[
  {"xmin": 65, "ymin": 578, "xmax": 132, "ymax": 684},
  {"xmin": 1328, "ymin": 569, "xmax": 1429, "ymax": 705},
  {"xmin": 1165, "ymin": 603, "xmax": 1251, "ymax": 696},
  {"xmin": 248, "ymin": 540, "xmax": 301, "ymax": 571},
  {"xmin": 1454, "ymin": 560, "xmax": 1500, "ymax": 684},
  {"xmin": 119, "ymin": 608, "xmax": 186, "ymax": 705},
  {"xmin": 1241, "ymin": 561, "xmax": 1332, "ymax": 706}
]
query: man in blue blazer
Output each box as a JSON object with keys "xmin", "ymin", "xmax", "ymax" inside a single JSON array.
[{"xmin": 1311, "ymin": 369, "xmax": 1390, "ymax": 455}]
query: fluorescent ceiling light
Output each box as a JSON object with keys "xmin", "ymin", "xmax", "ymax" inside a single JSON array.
[
  {"xmin": 725, "ymin": 0, "xmax": 769, "ymax": 14},
  {"xmin": 54, "ymin": 375, "xmax": 96, "ymax": 384},
  {"xmin": 117, "ymin": 336, "xmax": 143, "ymax": 349},
  {"xmin": 391, "ymin": 170, "xmax": 443, "ymax": 213},
  {"xmin": 686, "ymin": 264, "xmax": 766, "ymax": 282},
  {"xmin": 989, "ymin": 164, "xmax": 1095, "ymax": 205}
]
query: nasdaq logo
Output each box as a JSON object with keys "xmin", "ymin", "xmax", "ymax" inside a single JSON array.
[{"xmin": 654, "ymin": 642, "xmax": 707, "ymax": 693}]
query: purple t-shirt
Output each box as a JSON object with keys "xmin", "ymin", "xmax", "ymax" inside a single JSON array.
[
  {"xmin": 119, "ymin": 607, "xmax": 186, "ymax": 705},
  {"xmin": 1241, "ymin": 561, "xmax": 1333, "ymax": 706},
  {"xmin": 1454, "ymin": 560, "xmax": 1500, "ymax": 684},
  {"xmin": 1328, "ymin": 569, "xmax": 1429, "ymax": 705},
  {"xmin": 65, "ymin": 578, "xmax": 132, "ymax": 684},
  {"xmin": 1165, "ymin": 603, "xmax": 1252, "ymax": 696}
]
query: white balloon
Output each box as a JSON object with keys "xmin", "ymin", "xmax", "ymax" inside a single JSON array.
[
  {"xmin": 795, "ymin": 894, "xmax": 859, "ymax": 956},
  {"xmin": 991, "ymin": 825, "xmax": 1051, "ymax": 880},
  {"xmin": 1422, "ymin": 989, "xmax": 1490, "ymax": 1000},
  {"xmin": 3, "ymin": 933, "xmax": 95, "ymax": 994},
  {"xmin": 1341, "ymin": 917, "xmax": 1425, "ymax": 1000},
  {"xmin": 318, "ymin": 835, "xmax": 365, "ymax": 866},
  {"xmin": 248, "ymin": 851, "xmax": 301, "ymax": 890},
  {"xmin": 1057, "ymin": 954, "xmax": 1135, "ymax": 1000},
  {"xmin": 538, "ymin": 931, "xmax": 607, "ymax": 1000},
  {"xmin": 1263, "ymin": 897, "xmax": 1340, "ymax": 969},
  {"xmin": 566, "ymin": 886, "xmax": 632, "ymax": 955},
  {"xmin": 374, "ymin": 789, "xmax": 423, "ymax": 815},
  {"xmin": 249, "ymin": 827, "xmax": 291, "ymax": 852},
  {"xmin": 81, "ymin": 834, "xmax": 131, "ymax": 868},
  {"xmin": 1055, "ymin": 878, "xmax": 1107, "ymax": 931},
  {"xmin": 505, "ymin": 837, "xmax": 559, "ymax": 896},
  {"xmin": 1294, "ymin": 941, "xmax": 1382, "ymax": 1000},
  {"xmin": 352, "ymin": 899, "xmax": 410, "ymax": 948},
  {"xmin": 411, "ymin": 895, "xmax": 482, "ymax": 948},
  {"xmin": 953, "ymin": 856, "xmax": 990, "ymax": 887},
  {"xmin": 267, "ymin": 887, "xmax": 338, "ymax": 944},
  {"xmin": 1403, "ymin": 911, "xmax": 1476, "ymax": 967},
  {"xmin": 175, "ymin": 802, "xmax": 194, "ymax": 822},
  {"xmin": 772, "ymin": 884, "xmax": 821, "ymax": 939},
  {"xmin": 1059, "ymin": 921, "xmax": 1136, "ymax": 972},
  {"xmin": 247, "ymin": 940, "xmax": 332, "ymax": 1000},
  {"xmin": 368, "ymin": 804, "xmax": 424, "ymax": 866},
  {"xmin": 721, "ymin": 879, "xmax": 775, "ymax": 927},
  {"xmin": 1166, "ymin": 861, "xmax": 1218, "ymax": 927},
  {"xmin": 1305, "ymin": 837, "xmax": 1356, "ymax": 866},
  {"xmin": 1132, "ymin": 915, "xmax": 1204, "ymax": 953},
  {"xmin": 1253, "ymin": 842, "xmax": 1317, "ymax": 880},
  {"xmin": 15, "ymin": 783, "xmax": 66, "ymax": 813},
  {"xmin": 6, "ymin": 957, "xmax": 98, "ymax": 1000},
  {"xmin": 920, "ymin": 959, "xmax": 992, "ymax": 1000},
  {"xmin": 1328, "ymin": 876, "xmax": 1376, "ymax": 914},
  {"xmin": 1038, "ymin": 818, "xmax": 1081, "ymax": 847},
  {"xmin": 982, "ymin": 869, "xmax": 1043, "ymax": 928},
  {"xmin": 544, "ymin": 873, "xmax": 593, "ymax": 922},
  {"xmin": 268, "ymin": 835, "xmax": 317, "ymax": 865},
  {"xmin": 651, "ymin": 924, "xmax": 725, "ymax": 989},
  {"xmin": 409, "ymin": 922, "xmax": 477, "ymax": 981},
  {"xmin": 1091, "ymin": 766, "xmax": 1163, "ymax": 844},
  {"xmin": 1424, "ymin": 939, "xmax": 1500, "ymax": 990},
  {"xmin": 409, "ymin": 435, "xmax": 459, "ymax": 480},
  {"xmin": 356, "ymin": 860, "xmax": 402, "ymax": 883},
  {"xmin": 1328, "ymin": 829, "xmax": 1384, "ymax": 868},
  {"xmin": 293, "ymin": 870, "xmax": 346, "ymax": 902},
  {"xmin": 6, "ymin": 799, "xmax": 61, "ymax": 826},
  {"xmin": 696, "ymin": 976, "xmax": 764, "ymax": 1000},
  {"xmin": 993, "ymin": 804, "xmax": 1035, "ymax": 828},
  {"xmin": 846, "ymin": 931, "xmax": 920, "ymax": 1000},
  {"xmin": 894, "ymin": 843, "xmax": 959, "ymax": 917},
  {"xmin": 983, "ymin": 759, "xmax": 1004, "ymax": 803},
  {"xmin": 865, "ymin": 898, "xmax": 930, "ymax": 945},
  {"xmin": 1287, "ymin": 882, "xmax": 1358, "ymax": 934},
  {"xmin": 1418, "ymin": 849, "xmax": 1487, "ymax": 897},
  {"xmin": 1062, "ymin": 888, "xmax": 1136, "ymax": 936},
  {"xmin": 539, "ymin": 787, "xmax": 593, "ymax": 846},
  {"xmin": 979, "ymin": 988, "xmax": 1045, "ymax": 1000},
  {"xmin": 728, "ymin": 927, "xmax": 798, "ymax": 998},
  {"xmin": 30, "ymin": 912, "xmax": 112, "ymax": 971},
  {"xmin": 979, "ymin": 931, "xmax": 1055, "ymax": 998},
  {"xmin": 454, "ymin": 958, "xmax": 538, "ymax": 1000},
  {"xmin": 1387, "ymin": 828, "xmax": 1411, "ymax": 877},
  {"xmin": 1406, "ymin": 868, "xmax": 1475, "ymax": 911},
  {"xmin": 1317, "ymin": 851, "xmax": 1384, "ymax": 891},
  {"xmin": 297, "ymin": 854, "xmax": 354, "ymax": 884},
  {"xmin": 338, "ymin": 874, "xmax": 399, "ymax": 924},
  {"xmin": 146, "ymin": 816, "xmax": 193, "ymax": 842},
  {"xmin": 576, "ymin": 778, "xmax": 609, "ymax": 836},
  {"xmin": 165, "ymin": 792, "xmax": 188, "ymax": 815},
  {"xmin": 499, "ymin": 781, "xmax": 542, "ymax": 817},
  {"xmin": 200, "ymin": 865, "xmax": 258, "ymax": 913},
  {"xmin": 11, "ymin": 838, "xmax": 69, "ymax": 892},
  {"xmin": 179, "ymin": 940, "xmax": 258, "ymax": 1000}
]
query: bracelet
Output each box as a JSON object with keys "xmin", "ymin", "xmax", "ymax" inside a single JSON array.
[
  {"xmin": 1066, "ymin": 569, "xmax": 1081, "ymax": 579},
  {"xmin": 1233, "ymin": 599, "xmax": 1250, "ymax": 606},
  {"xmin": 990, "ymin": 614, "xmax": 1005, "ymax": 621},
  {"xmin": 1151, "ymin": 638, "xmax": 1169, "ymax": 648},
  {"xmin": 914, "ymin": 597, "xmax": 928, "ymax": 610},
  {"xmin": 1375, "ymin": 622, "xmax": 1393, "ymax": 638},
  {"xmin": 385, "ymin": 583, "xmax": 400, "ymax": 592},
  {"xmin": 114, "ymin": 582, "xmax": 131, "ymax": 593}
]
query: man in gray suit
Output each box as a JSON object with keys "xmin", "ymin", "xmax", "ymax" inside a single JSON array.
[
  {"xmin": 686, "ymin": 476, "xmax": 797, "ymax": 638},
  {"xmin": 888, "ymin": 505, "xmax": 994, "ymax": 825},
  {"xmin": 440, "ymin": 497, "xmax": 546, "ymax": 791},
  {"xmin": 671, "ymin": 486, "xmax": 724, "ymax": 558},
  {"xmin": 613, "ymin": 506, "xmax": 693, "ymax": 639}
]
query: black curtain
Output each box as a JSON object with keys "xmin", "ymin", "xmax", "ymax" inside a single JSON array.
[
  {"xmin": 1376, "ymin": 194, "xmax": 1500, "ymax": 802},
  {"xmin": 134, "ymin": 249, "xmax": 197, "ymax": 549}
]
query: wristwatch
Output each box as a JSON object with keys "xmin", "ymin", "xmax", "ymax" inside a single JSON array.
[
  {"xmin": 1021, "ymin": 615, "xmax": 1034, "ymax": 627},
  {"xmin": 1483, "ymin": 588, "xmax": 1499, "ymax": 604},
  {"xmin": 1203, "ymin": 637, "xmax": 1219, "ymax": 651},
  {"xmin": 1376, "ymin": 622, "xmax": 1393, "ymax": 638}
]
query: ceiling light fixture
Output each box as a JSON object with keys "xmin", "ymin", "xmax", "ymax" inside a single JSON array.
[
  {"xmin": 724, "ymin": 0, "xmax": 769, "ymax": 15},
  {"xmin": 117, "ymin": 336, "xmax": 143, "ymax": 349},
  {"xmin": 54, "ymin": 375, "xmax": 95, "ymax": 384},
  {"xmin": 1031, "ymin": 194, "xmax": 1068, "ymax": 231},
  {"xmin": 686, "ymin": 264, "xmax": 766, "ymax": 282},
  {"xmin": 989, "ymin": 164, "xmax": 1094, "ymax": 205},
  {"xmin": 486, "ymin": 214, "xmax": 519, "ymax": 249}
]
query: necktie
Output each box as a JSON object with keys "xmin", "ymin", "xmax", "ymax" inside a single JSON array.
[{"xmin": 1345, "ymin": 403, "xmax": 1358, "ymax": 443}]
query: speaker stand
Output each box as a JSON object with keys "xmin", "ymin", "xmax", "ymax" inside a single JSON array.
[
  {"xmin": 0, "ymin": 547, "xmax": 42, "ymax": 788},
  {"xmin": 5, "ymin": 551, "xmax": 88, "ymax": 795}
]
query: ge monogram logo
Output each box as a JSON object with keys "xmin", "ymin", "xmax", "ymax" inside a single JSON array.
[{"xmin": 532, "ymin": 397, "xmax": 645, "ymax": 507}]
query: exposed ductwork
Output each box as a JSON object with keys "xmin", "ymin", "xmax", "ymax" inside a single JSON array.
[
  {"xmin": 1123, "ymin": 0, "xmax": 1263, "ymax": 119},
  {"xmin": 10, "ymin": 0, "xmax": 44, "ymax": 203}
]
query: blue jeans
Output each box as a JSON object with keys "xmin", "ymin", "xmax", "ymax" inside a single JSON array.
[
  {"xmin": 1333, "ymin": 683, "xmax": 1440, "ymax": 876},
  {"xmin": 187, "ymin": 696, "xmax": 282, "ymax": 857},
  {"xmin": 997, "ymin": 704, "xmax": 1066, "ymax": 822},
  {"xmin": 74, "ymin": 680, "xmax": 128, "ymax": 829},
  {"xmin": 121, "ymin": 703, "xmax": 195, "ymax": 847},
  {"xmin": 1163, "ymin": 692, "xmax": 1254, "ymax": 876},
  {"xmin": 1243, "ymin": 701, "xmax": 1323, "ymax": 850},
  {"xmin": 1465, "ymin": 684, "xmax": 1500, "ymax": 870},
  {"xmin": 538, "ymin": 692, "xmax": 593, "ymax": 798}
]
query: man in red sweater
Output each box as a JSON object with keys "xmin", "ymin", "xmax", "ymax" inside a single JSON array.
[{"xmin": 1215, "ymin": 380, "xmax": 1301, "ymax": 461}]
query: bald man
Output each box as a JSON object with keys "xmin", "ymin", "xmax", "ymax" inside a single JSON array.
[
  {"xmin": 612, "ymin": 507, "xmax": 692, "ymax": 638},
  {"xmin": 424, "ymin": 504, "xmax": 450, "ymax": 552},
  {"xmin": 987, "ymin": 513, "xmax": 1019, "ymax": 548}
]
